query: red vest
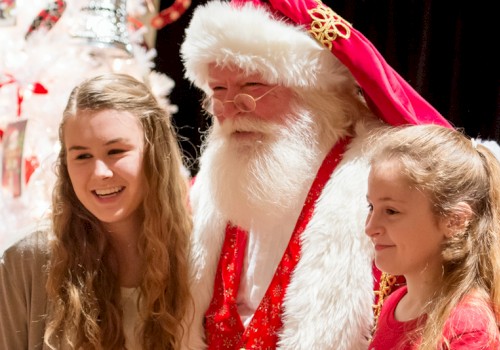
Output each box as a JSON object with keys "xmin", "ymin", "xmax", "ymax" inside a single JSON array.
[{"xmin": 205, "ymin": 138, "xmax": 351, "ymax": 349}]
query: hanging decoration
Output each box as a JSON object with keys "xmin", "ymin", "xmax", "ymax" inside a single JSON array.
[
  {"xmin": 151, "ymin": 0, "xmax": 191, "ymax": 29},
  {"xmin": 71, "ymin": 0, "xmax": 133, "ymax": 58},
  {"xmin": 1, "ymin": 119, "xmax": 27, "ymax": 198},
  {"xmin": 24, "ymin": 154, "xmax": 39, "ymax": 184},
  {"xmin": 0, "ymin": 0, "xmax": 16, "ymax": 26},
  {"xmin": 25, "ymin": 0, "xmax": 66, "ymax": 39},
  {"xmin": 0, "ymin": 74, "xmax": 48, "ymax": 117}
]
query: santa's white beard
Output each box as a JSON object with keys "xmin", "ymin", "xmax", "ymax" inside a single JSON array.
[{"xmin": 199, "ymin": 109, "xmax": 329, "ymax": 231}]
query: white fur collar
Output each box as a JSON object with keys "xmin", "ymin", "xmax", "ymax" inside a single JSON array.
[{"xmin": 184, "ymin": 122, "xmax": 380, "ymax": 349}]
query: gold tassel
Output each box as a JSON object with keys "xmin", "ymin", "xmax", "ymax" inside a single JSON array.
[{"xmin": 372, "ymin": 272, "xmax": 398, "ymax": 333}]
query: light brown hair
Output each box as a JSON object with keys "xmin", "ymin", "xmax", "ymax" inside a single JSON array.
[
  {"xmin": 45, "ymin": 73, "xmax": 192, "ymax": 349},
  {"xmin": 370, "ymin": 124, "xmax": 500, "ymax": 349}
]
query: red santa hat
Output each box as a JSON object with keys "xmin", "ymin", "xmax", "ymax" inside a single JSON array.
[{"xmin": 181, "ymin": 0, "xmax": 452, "ymax": 128}]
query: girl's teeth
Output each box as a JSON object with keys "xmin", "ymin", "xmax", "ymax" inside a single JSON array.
[{"xmin": 95, "ymin": 187, "xmax": 122, "ymax": 196}]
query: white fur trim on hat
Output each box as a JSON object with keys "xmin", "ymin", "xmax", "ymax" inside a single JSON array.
[{"xmin": 180, "ymin": 0, "xmax": 352, "ymax": 94}]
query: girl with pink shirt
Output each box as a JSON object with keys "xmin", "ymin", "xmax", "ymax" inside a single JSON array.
[{"xmin": 366, "ymin": 124, "xmax": 500, "ymax": 349}]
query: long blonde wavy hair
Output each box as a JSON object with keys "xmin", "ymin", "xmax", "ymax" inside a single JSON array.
[
  {"xmin": 44, "ymin": 73, "xmax": 192, "ymax": 349},
  {"xmin": 371, "ymin": 124, "xmax": 500, "ymax": 349}
]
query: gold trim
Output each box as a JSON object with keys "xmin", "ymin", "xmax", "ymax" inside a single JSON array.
[
  {"xmin": 307, "ymin": 0, "xmax": 352, "ymax": 50},
  {"xmin": 372, "ymin": 272, "xmax": 397, "ymax": 332}
]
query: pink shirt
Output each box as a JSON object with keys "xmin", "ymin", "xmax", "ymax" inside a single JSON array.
[{"xmin": 370, "ymin": 286, "xmax": 499, "ymax": 349}]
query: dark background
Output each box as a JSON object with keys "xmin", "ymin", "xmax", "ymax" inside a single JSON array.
[{"xmin": 154, "ymin": 0, "xmax": 499, "ymax": 174}]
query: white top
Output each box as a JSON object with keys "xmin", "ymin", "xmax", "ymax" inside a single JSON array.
[{"xmin": 121, "ymin": 287, "xmax": 140, "ymax": 349}]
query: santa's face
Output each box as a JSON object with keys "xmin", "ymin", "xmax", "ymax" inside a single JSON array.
[
  {"xmin": 200, "ymin": 65, "xmax": 327, "ymax": 230},
  {"xmin": 206, "ymin": 64, "xmax": 296, "ymax": 149}
]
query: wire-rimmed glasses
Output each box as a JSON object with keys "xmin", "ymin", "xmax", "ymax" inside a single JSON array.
[{"xmin": 205, "ymin": 85, "xmax": 278, "ymax": 115}]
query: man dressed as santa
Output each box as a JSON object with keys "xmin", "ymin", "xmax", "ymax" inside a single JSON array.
[{"xmin": 180, "ymin": 0, "xmax": 451, "ymax": 348}]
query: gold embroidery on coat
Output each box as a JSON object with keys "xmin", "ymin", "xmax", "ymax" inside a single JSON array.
[{"xmin": 372, "ymin": 272, "xmax": 398, "ymax": 332}]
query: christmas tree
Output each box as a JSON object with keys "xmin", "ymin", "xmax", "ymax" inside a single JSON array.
[{"xmin": 0, "ymin": 0, "xmax": 176, "ymax": 253}]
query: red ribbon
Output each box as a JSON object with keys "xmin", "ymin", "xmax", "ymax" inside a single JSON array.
[
  {"xmin": 0, "ymin": 74, "xmax": 49, "ymax": 117},
  {"xmin": 151, "ymin": 0, "xmax": 191, "ymax": 29}
]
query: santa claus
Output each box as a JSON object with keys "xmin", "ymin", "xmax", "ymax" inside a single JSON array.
[{"xmin": 180, "ymin": 0, "xmax": 451, "ymax": 349}]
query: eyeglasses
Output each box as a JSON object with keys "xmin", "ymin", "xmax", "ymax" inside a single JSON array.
[{"xmin": 206, "ymin": 86, "xmax": 278, "ymax": 115}]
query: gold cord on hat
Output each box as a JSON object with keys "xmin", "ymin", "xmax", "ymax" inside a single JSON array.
[{"xmin": 307, "ymin": 0, "xmax": 352, "ymax": 50}]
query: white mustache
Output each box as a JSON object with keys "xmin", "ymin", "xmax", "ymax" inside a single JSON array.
[{"xmin": 215, "ymin": 117, "xmax": 280, "ymax": 136}]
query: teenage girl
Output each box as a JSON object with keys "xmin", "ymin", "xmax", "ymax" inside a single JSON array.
[{"xmin": 0, "ymin": 73, "xmax": 192, "ymax": 349}]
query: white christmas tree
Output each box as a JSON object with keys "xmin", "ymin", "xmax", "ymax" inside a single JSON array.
[{"xmin": 0, "ymin": 0, "xmax": 176, "ymax": 253}]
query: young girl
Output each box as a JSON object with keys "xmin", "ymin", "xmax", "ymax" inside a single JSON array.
[
  {"xmin": 0, "ymin": 73, "xmax": 192, "ymax": 349},
  {"xmin": 366, "ymin": 124, "xmax": 500, "ymax": 349}
]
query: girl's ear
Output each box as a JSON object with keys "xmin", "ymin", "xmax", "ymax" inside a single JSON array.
[{"xmin": 444, "ymin": 202, "xmax": 473, "ymax": 238}]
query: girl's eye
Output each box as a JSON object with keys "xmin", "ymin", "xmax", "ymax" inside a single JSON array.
[
  {"xmin": 367, "ymin": 203, "xmax": 373, "ymax": 211},
  {"xmin": 75, "ymin": 153, "xmax": 91, "ymax": 160},
  {"xmin": 108, "ymin": 149, "xmax": 125, "ymax": 155},
  {"xmin": 385, "ymin": 208, "xmax": 399, "ymax": 215}
]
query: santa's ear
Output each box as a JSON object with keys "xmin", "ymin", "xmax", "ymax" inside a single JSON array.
[{"xmin": 444, "ymin": 202, "xmax": 473, "ymax": 238}]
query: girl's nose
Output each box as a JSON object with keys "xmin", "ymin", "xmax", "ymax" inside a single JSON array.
[
  {"xmin": 364, "ymin": 212, "xmax": 380, "ymax": 238},
  {"xmin": 93, "ymin": 159, "xmax": 113, "ymax": 179}
]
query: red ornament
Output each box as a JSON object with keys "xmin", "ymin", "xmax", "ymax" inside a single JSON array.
[
  {"xmin": 25, "ymin": 0, "xmax": 66, "ymax": 38},
  {"xmin": 0, "ymin": 74, "xmax": 49, "ymax": 117},
  {"xmin": 24, "ymin": 155, "xmax": 39, "ymax": 184},
  {"xmin": 151, "ymin": 0, "xmax": 191, "ymax": 29}
]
